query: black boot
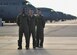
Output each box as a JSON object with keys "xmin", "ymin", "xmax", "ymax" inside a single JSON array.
[
  {"xmin": 39, "ymin": 45, "xmax": 43, "ymax": 48},
  {"xmin": 26, "ymin": 47, "xmax": 29, "ymax": 50},
  {"xmin": 33, "ymin": 46, "xmax": 36, "ymax": 49},
  {"xmin": 18, "ymin": 46, "xmax": 22, "ymax": 50},
  {"xmin": 18, "ymin": 40, "xmax": 22, "ymax": 50},
  {"xmin": 25, "ymin": 44, "xmax": 29, "ymax": 50}
]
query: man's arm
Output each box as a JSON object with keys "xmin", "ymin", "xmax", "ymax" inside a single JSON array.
[
  {"xmin": 41, "ymin": 16, "xmax": 45, "ymax": 28},
  {"xmin": 16, "ymin": 15, "xmax": 20, "ymax": 26}
]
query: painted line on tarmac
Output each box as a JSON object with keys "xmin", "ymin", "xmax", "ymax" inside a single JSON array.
[{"xmin": 46, "ymin": 24, "xmax": 77, "ymax": 26}]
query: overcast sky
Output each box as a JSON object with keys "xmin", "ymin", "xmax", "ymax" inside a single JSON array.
[{"xmin": 27, "ymin": 0, "xmax": 77, "ymax": 16}]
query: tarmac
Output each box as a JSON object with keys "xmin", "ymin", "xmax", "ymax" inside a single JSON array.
[
  {"xmin": 0, "ymin": 37, "xmax": 77, "ymax": 55},
  {"xmin": 0, "ymin": 20, "xmax": 77, "ymax": 55}
]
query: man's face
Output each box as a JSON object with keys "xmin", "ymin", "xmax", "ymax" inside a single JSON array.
[
  {"xmin": 29, "ymin": 10, "xmax": 33, "ymax": 15},
  {"xmin": 37, "ymin": 10, "xmax": 41, "ymax": 15}
]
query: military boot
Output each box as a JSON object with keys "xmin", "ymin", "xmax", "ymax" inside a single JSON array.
[{"xmin": 18, "ymin": 40, "xmax": 22, "ymax": 50}]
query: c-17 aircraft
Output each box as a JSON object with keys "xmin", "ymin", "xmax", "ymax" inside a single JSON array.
[
  {"xmin": 0, "ymin": 0, "xmax": 36, "ymax": 23},
  {"xmin": 37, "ymin": 8, "xmax": 77, "ymax": 22},
  {"xmin": 0, "ymin": 0, "xmax": 76, "ymax": 25}
]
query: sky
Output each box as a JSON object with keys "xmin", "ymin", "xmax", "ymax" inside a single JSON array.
[{"xmin": 27, "ymin": 0, "xmax": 77, "ymax": 16}]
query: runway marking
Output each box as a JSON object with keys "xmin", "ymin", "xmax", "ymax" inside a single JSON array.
[{"xmin": 46, "ymin": 24, "xmax": 77, "ymax": 26}]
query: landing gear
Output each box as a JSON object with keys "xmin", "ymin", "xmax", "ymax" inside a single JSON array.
[
  {"xmin": 2, "ymin": 22, "xmax": 3, "ymax": 26},
  {"xmin": 0, "ymin": 18, "xmax": 3, "ymax": 26}
]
